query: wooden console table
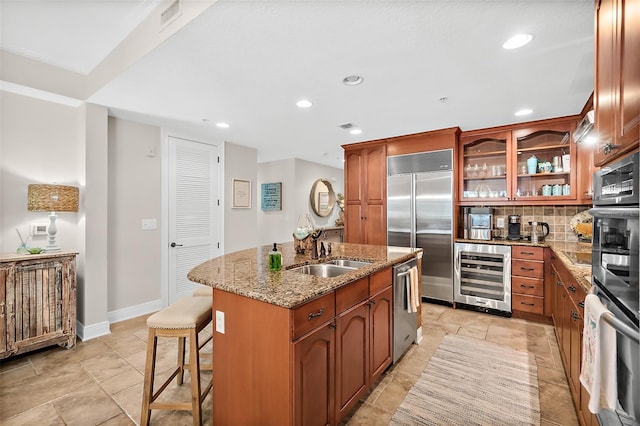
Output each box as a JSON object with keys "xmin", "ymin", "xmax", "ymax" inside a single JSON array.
[{"xmin": 0, "ymin": 251, "xmax": 78, "ymax": 359}]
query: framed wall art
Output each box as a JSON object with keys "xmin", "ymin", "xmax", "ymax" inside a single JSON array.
[
  {"xmin": 261, "ymin": 182, "xmax": 282, "ymax": 211},
  {"xmin": 232, "ymin": 179, "xmax": 251, "ymax": 208}
]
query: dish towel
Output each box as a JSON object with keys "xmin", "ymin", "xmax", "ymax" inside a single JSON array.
[
  {"xmin": 408, "ymin": 266, "xmax": 420, "ymax": 313},
  {"xmin": 579, "ymin": 293, "xmax": 618, "ymax": 413}
]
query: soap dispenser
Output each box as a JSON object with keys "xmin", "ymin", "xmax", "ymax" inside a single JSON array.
[{"xmin": 269, "ymin": 243, "xmax": 282, "ymax": 271}]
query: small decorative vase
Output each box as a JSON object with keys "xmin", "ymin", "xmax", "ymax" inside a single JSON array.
[
  {"xmin": 526, "ymin": 156, "xmax": 538, "ymax": 174},
  {"xmin": 16, "ymin": 242, "xmax": 29, "ymax": 254}
]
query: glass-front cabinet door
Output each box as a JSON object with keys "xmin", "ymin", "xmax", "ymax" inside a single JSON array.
[
  {"xmin": 460, "ymin": 131, "xmax": 512, "ymax": 203},
  {"xmin": 511, "ymin": 122, "xmax": 576, "ymax": 202}
]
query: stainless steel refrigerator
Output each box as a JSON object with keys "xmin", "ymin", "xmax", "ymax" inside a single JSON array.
[{"xmin": 387, "ymin": 150, "xmax": 454, "ymax": 303}]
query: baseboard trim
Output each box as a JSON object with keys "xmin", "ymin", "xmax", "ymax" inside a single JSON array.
[
  {"xmin": 76, "ymin": 320, "xmax": 110, "ymax": 341},
  {"xmin": 107, "ymin": 299, "xmax": 163, "ymax": 324}
]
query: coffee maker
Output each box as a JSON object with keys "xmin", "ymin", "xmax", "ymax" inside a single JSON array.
[{"xmin": 507, "ymin": 215, "xmax": 521, "ymax": 240}]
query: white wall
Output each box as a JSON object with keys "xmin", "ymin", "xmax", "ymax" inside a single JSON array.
[
  {"xmin": 224, "ymin": 142, "xmax": 258, "ymax": 253},
  {"xmin": 108, "ymin": 117, "xmax": 162, "ymax": 312},
  {"xmin": 80, "ymin": 103, "xmax": 109, "ymax": 334},
  {"xmin": 0, "ymin": 91, "xmax": 82, "ymax": 253},
  {"xmin": 257, "ymin": 158, "xmax": 344, "ymax": 246}
]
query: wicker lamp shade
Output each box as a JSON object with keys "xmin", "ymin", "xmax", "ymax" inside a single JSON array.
[{"xmin": 27, "ymin": 184, "xmax": 79, "ymax": 212}]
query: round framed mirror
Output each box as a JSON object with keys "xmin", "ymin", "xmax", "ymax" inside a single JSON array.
[{"xmin": 310, "ymin": 179, "xmax": 336, "ymax": 217}]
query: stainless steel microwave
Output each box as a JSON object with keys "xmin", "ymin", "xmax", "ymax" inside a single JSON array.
[{"xmin": 593, "ymin": 151, "xmax": 638, "ymax": 206}]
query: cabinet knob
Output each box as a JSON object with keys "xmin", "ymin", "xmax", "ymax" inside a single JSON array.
[{"xmin": 603, "ymin": 141, "xmax": 620, "ymax": 155}]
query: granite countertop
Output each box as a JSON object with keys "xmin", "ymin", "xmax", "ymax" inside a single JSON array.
[
  {"xmin": 455, "ymin": 238, "xmax": 592, "ymax": 291},
  {"xmin": 0, "ymin": 250, "xmax": 79, "ymax": 263},
  {"xmin": 188, "ymin": 242, "xmax": 422, "ymax": 309}
]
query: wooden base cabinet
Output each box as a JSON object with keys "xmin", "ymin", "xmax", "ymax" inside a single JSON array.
[
  {"xmin": 295, "ymin": 321, "xmax": 336, "ymax": 426},
  {"xmin": 0, "ymin": 252, "xmax": 77, "ymax": 359},
  {"xmin": 212, "ymin": 268, "xmax": 394, "ymax": 426},
  {"xmin": 511, "ymin": 246, "xmax": 545, "ymax": 315},
  {"xmin": 550, "ymin": 254, "xmax": 600, "ymax": 426}
]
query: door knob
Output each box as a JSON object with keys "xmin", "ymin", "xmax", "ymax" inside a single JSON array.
[{"xmin": 170, "ymin": 242, "xmax": 183, "ymax": 248}]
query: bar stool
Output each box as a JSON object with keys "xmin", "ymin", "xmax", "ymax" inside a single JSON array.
[
  {"xmin": 192, "ymin": 286, "xmax": 213, "ymax": 297},
  {"xmin": 140, "ymin": 297, "xmax": 213, "ymax": 426}
]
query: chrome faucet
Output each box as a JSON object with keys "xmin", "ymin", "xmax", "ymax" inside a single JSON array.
[{"xmin": 310, "ymin": 229, "xmax": 323, "ymax": 260}]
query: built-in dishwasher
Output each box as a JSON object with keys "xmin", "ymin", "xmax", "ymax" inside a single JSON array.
[
  {"xmin": 393, "ymin": 257, "xmax": 418, "ymax": 363},
  {"xmin": 454, "ymin": 243, "xmax": 512, "ymax": 314}
]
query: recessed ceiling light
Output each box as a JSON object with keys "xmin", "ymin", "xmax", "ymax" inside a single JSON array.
[
  {"xmin": 343, "ymin": 75, "xmax": 364, "ymax": 86},
  {"xmin": 350, "ymin": 128, "xmax": 362, "ymax": 135},
  {"xmin": 514, "ymin": 108, "xmax": 533, "ymax": 116},
  {"xmin": 216, "ymin": 122, "xmax": 230, "ymax": 128},
  {"xmin": 296, "ymin": 99, "xmax": 313, "ymax": 108},
  {"xmin": 502, "ymin": 34, "xmax": 533, "ymax": 50}
]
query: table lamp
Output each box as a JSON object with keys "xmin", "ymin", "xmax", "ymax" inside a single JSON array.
[{"xmin": 27, "ymin": 184, "xmax": 79, "ymax": 252}]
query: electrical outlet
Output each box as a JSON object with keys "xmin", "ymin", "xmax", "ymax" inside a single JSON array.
[
  {"xmin": 141, "ymin": 218, "xmax": 157, "ymax": 230},
  {"xmin": 496, "ymin": 217, "xmax": 505, "ymax": 229},
  {"xmin": 215, "ymin": 310, "xmax": 225, "ymax": 334}
]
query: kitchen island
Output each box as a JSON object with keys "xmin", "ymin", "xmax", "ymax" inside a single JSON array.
[{"xmin": 188, "ymin": 242, "xmax": 422, "ymax": 426}]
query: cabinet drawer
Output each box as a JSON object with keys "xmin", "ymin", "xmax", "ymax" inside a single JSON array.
[
  {"xmin": 512, "ymin": 246, "xmax": 544, "ymax": 261},
  {"xmin": 512, "ymin": 276, "xmax": 544, "ymax": 297},
  {"xmin": 370, "ymin": 268, "xmax": 392, "ymax": 295},
  {"xmin": 512, "ymin": 259, "xmax": 544, "ymax": 278},
  {"xmin": 292, "ymin": 292, "xmax": 336, "ymax": 341},
  {"xmin": 512, "ymin": 293, "xmax": 544, "ymax": 315},
  {"xmin": 336, "ymin": 277, "xmax": 369, "ymax": 313}
]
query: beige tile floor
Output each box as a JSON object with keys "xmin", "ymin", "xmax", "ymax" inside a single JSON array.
[{"xmin": 0, "ymin": 303, "xmax": 578, "ymax": 425}]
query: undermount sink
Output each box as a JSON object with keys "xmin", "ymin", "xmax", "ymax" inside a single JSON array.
[
  {"xmin": 563, "ymin": 251, "xmax": 592, "ymax": 267},
  {"xmin": 287, "ymin": 263, "xmax": 356, "ymax": 278},
  {"xmin": 325, "ymin": 259, "xmax": 373, "ymax": 268}
]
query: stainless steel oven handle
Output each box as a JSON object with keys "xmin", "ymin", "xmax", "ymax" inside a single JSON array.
[
  {"xmin": 589, "ymin": 207, "xmax": 639, "ymax": 218},
  {"xmin": 590, "ymin": 286, "xmax": 640, "ymax": 343},
  {"xmin": 602, "ymin": 313, "xmax": 639, "ymax": 343}
]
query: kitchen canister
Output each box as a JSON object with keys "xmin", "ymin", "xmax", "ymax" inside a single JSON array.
[
  {"xmin": 542, "ymin": 185, "xmax": 552, "ymax": 196},
  {"xmin": 562, "ymin": 154, "xmax": 570, "ymax": 172},
  {"xmin": 526, "ymin": 155, "xmax": 538, "ymax": 174},
  {"xmin": 562, "ymin": 184, "xmax": 570, "ymax": 195},
  {"xmin": 552, "ymin": 184, "xmax": 562, "ymax": 196}
]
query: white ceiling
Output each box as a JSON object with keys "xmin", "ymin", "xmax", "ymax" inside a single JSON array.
[{"xmin": 1, "ymin": 0, "xmax": 595, "ymax": 168}]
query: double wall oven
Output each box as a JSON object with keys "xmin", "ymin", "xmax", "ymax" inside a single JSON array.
[{"xmin": 590, "ymin": 152, "xmax": 639, "ymax": 426}]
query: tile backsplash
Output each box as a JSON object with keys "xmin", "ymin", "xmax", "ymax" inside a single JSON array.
[{"xmin": 491, "ymin": 205, "xmax": 592, "ymax": 242}]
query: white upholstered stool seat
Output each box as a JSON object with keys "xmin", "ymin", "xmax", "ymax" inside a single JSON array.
[
  {"xmin": 192, "ymin": 286, "xmax": 213, "ymax": 297},
  {"xmin": 140, "ymin": 297, "xmax": 213, "ymax": 426}
]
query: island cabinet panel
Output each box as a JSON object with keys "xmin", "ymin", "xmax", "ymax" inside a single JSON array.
[
  {"xmin": 369, "ymin": 286, "xmax": 393, "ymax": 384},
  {"xmin": 0, "ymin": 253, "xmax": 77, "ymax": 359},
  {"xmin": 343, "ymin": 143, "xmax": 387, "ymax": 245},
  {"xmin": 594, "ymin": 0, "xmax": 640, "ymax": 166},
  {"xmin": 292, "ymin": 292, "xmax": 336, "ymax": 341},
  {"xmin": 211, "ymin": 264, "xmax": 399, "ymax": 426},
  {"xmin": 335, "ymin": 302, "xmax": 369, "ymax": 422},
  {"xmin": 294, "ymin": 322, "xmax": 336, "ymax": 426}
]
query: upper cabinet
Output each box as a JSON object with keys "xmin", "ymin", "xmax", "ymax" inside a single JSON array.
[
  {"xmin": 512, "ymin": 122, "xmax": 577, "ymax": 203},
  {"xmin": 594, "ymin": 0, "xmax": 640, "ymax": 166},
  {"xmin": 459, "ymin": 118, "xmax": 578, "ymax": 205},
  {"xmin": 343, "ymin": 143, "xmax": 387, "ymax": 245},
  {"xmin": 460, "ymin": 130, "xmax": 513, "ymax": 202}
]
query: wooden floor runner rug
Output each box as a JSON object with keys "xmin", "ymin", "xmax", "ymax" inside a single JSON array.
[{"xmin": 391, "ymin": 334, "xmax": 540, "ymax": 426}]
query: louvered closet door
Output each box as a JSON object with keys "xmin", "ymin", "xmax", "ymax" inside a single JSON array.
[{"xmin": 168, "ymin": 137, "xmax": 220, "ymax": 304}]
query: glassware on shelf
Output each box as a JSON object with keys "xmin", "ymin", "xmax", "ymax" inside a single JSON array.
[{"xmin": 480, "ymin": 163, "xmax": 488, "ymax": 177}]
